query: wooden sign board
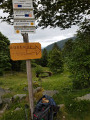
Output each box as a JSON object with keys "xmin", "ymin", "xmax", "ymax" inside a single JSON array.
[
  {"xmin": 14, "ymin": 19, "xmax": 35, "ymax": 26},
  {"xmin": 13, "ymin": 0, "xmax": 33, "ymax": 9},
  {"xmin": 14, "ymin": 10, "xmax": 34, "ymax": 19},
  {"xmin": 10, "ymin": 43, "xmax": 42, "ymax": 60}
]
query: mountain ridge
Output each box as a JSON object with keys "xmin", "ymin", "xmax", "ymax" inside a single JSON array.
[{"xmin": 44, "ymin": 36, "xmax": 76, "ymax": 51}]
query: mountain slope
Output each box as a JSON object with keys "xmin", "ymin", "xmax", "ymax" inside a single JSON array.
[{"xmin": 45, "ymin": 36, "xmax": 76, "ymax": 51}]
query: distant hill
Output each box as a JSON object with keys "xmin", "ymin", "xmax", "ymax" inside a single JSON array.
[{"xmin": 45, "ymin": 36, "xmax": 76, "ymax": 51}]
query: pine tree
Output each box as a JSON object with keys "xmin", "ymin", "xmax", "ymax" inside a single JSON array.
[{"xmin": 48, "ymin": 49, "xmax": 63, "ymax": 74}]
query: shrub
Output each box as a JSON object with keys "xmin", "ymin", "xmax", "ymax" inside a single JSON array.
[{"xmin": 35, "ymin": 65, "xmax": 44, "ymax": 77}]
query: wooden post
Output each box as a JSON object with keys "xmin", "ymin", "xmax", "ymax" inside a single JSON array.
[{"xmin": 22, "ymin": 33, "xmax": 34, "ymax": 120}]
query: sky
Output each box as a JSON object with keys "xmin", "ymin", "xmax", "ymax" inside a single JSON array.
[{"xmin": 0, "ymin": 9, "xmax": 79, "ymax": 48}]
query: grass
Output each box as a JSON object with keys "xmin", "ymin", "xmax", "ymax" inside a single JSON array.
[
  {"xmin": 0, "ymin": 67, "xmax": 90, "ymax": 120},
  {"xmin": 0, "ymin": 72, "xmax": 27, "ymax": 94}
]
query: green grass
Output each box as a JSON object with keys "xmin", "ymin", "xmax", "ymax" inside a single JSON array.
[
  {"xmin": 0, "ymin": 72, "xmax": 27, "ymax": 94},
  {"xmin": 0, "ymin": 67, "xmax": 90, "ymax": 120}
]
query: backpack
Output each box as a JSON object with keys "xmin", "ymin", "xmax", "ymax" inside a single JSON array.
[{"xmin": 33, "ymin": 95, "xmax": 59, "ymax": 120}]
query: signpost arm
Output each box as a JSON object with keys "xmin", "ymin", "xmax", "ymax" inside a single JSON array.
[{"xmin": 22, "ymin": 33, "xmax": 34, "ymax": 120}]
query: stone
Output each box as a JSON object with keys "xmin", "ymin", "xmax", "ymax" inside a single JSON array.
[
  {"xmin": 77, "ymin": 93, "xmax": 90, "ymax": 101},
  {"xmin": 33, "ymin": 87, "xmax": 42, "ymax": 94},
  {"xmin": 13, "ymin": 94, "xmax": 26, "ymax": 100},
  {"xmin": 2, "ymin": 98, "xmax": 11, "ymax": 104},
  {"xmin": 43, "ymin": 90, "xmax": 59, "ymax": 97},
  {"xmin": 14, "ymin": 107, "xmax": 21, "ymax": 111},
  {"xmin": 0, "ymin": 88, "xmax": 5, "ymax": 96},
  {"xmin": 0, "ymin": 87, "xmax": 10, "ymax": 105},
  {"xmin": 0, "ymin": 104, "xmax": 8, "ymax": 114},
  {"xmin": 58, "ymin": 104, "xmax": 65, "ymax": 109}
]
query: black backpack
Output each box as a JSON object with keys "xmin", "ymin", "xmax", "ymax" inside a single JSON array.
[{"xmin": 33, "ymin": 95, "xmax": 59, "ymax": 120}]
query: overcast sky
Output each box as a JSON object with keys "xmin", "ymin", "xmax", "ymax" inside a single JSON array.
[{"xmin": 0, "ymin": 9, "xmax": 78, "ymax": 48}]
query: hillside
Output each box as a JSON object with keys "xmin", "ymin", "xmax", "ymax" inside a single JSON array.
[{"xmin": 45, "ymin": 36, "xmax": 76, "ymax": 51}]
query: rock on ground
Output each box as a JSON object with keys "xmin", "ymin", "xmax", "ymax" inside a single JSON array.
[
  {"xmin": 0, "ymin": 88, "xmax": 10, "ymax": 105},
  {"xmin": 77, "ymin": 94, "xmax": 90, "ymax": 101},
  {"xmin": 13, "ymin": 94, "xmax": 26, "ymax": 100},
  {"xmin": 14, "ymin": 107, "xmax": 22, "ymax": 111},
  {"xmin": 43, "ymin": 90, "xmax": 59, "ymax": 97}
]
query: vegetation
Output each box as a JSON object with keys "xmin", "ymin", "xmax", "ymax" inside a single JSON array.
[
  {"xmin": 40, "ymin": 48, "xmax": 48, "ymax": 67},
  {"xmin": 0, "ymin": 0, "xmax": 89, "ymax": 30},
  {"xmin": 0, "ymin": 67, "xmax": 90, "ymax": 120},
  {"xmin": 63, "ymin": 23, "xmax": 90, "ymax": 89},
  {"xmin": 45, "ymin": 37, "xmax": 76, "ymax": 51},
  {"xmin": 35, "ymin": 65, "xmax": 44, "ymax": 77},
  {"xmin": 0, "ymin": 1, "xmax": 90, "ymax": 119},
  {"xmin": 0, "ymin": 32, "xmax": 11, "ymax": 76},
  {"xmin": 48, "ymin": 49, "xmax": 63, "ymax": 74}
]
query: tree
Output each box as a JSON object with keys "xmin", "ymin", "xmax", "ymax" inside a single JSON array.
[
  {"xmin": 0, "ymin": 0, "xmax": 89, "ymax": 29},
  {"xmin": 65, "ymin": 28, "xmax": 90, "ymax": 89},
  {"xmin": 34, "ymin": 49, "xmax": 48, "ymax": 67},
  {"xmin": 41, "ymin": 48, "xmax": 48, "ymax": 67},
  {"xmin": 10, "ymin": 60, "xmax": 22, "ymax": 72},
  {"xmin": 62, "ymin": 39, "xmax": 74, "ymax": 58},
  {"xmin": 52, "ymin": 43, "xmax": 61, "ymax": 51},
  {"xmin": 48, "ymin": 49, "xmax": 63, "ymax": 74},
  {"xmin": 0, "ymin": 32, "xmax": 11, "ymax": 75}
]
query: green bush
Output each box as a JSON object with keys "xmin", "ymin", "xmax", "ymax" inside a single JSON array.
[{"xmin": 35, "ymin": 65, "xmax": 44, "ymax": 77}]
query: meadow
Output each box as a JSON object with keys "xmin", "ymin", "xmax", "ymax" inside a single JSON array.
[{"xmin": 0, "ymin": 67, "xmax": 90, "ymax": 120}]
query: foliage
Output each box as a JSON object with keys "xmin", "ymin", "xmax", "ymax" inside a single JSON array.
[
  {"xmin": 62, "ymin": 39, "xmax": 74, "ymax": 58},
  {"xmin": 35, "ymin": 65, "xmax": 44, "ymax": 77},
  {"xmin": 34, "ymin": 49, "xmax": 48, "ymax": 67},
  {"xmin": 10, "ymin": 60, "xmax": 22, "ymax": 72},
  {"xmin": 0, "ymin": 32, "xmax": 11, "ymax": 75},
  {"xmin": 0, "ymin": 0, "xmax": 89, "ymax": 29},
  {"xmin": 0, "ymin": 67, "xmax": 90, "ymax": 119},
  {"xmin": 40, "ymin": 48, "xmax": 48, "ymax": 67},
  {"xmin": 52, "ymin": 42, "xmax": 61, "ymax": 51},
  {"xmin": 48, "ymin": 49, "xmax": 64, "ymax": 74},
  {"xmin": 63, "ymin": 23, "xmax": 90, "ymax": 89},
  {"xmin": 34, "ymin": 0, "xmax": 90, "ymax": 29}
]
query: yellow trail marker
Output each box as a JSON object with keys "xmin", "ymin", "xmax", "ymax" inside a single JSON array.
[
  {"xmin": 16, "ymin": 30, "xmax": 20, "ymax": 33},
  {"xmin": 31, "ymin": 22, "xmax": 34, "ymax": 25}
]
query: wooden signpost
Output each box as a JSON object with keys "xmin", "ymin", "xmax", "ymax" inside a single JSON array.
[
  {"xmin": 10, "ymin": 43, "xmax": 42, "ymax": 60},
  {"xmin": 12, "ymin": 0, "xmax": 39, "ymax": 119}
]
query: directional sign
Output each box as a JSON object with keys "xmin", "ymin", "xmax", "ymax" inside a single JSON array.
[
  {"xmin": 13, "ymin": 0, "xmax": 33, "ymax": 9},
  {"xmin": 13, "ymin": 0, "xmax": 36, "ymax": 34},
  {"xmin": 10, "ymin": 43, "xmax": 42, "ymax": 60},
  {"xmin": 14, "ymin": 26, "xmax": 36, "ymax": 34},
  {"xmin": 14, "ymin": 10, "xmax": 34, "ymax": 19},
  {"xmin": 14, "ymin": 19, "xmax": 35, "ymax": 26}
]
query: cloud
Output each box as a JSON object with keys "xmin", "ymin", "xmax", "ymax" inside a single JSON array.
[{"xmin": 0, "ymin": 10, "xmax": 78, "ymax": 48}]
